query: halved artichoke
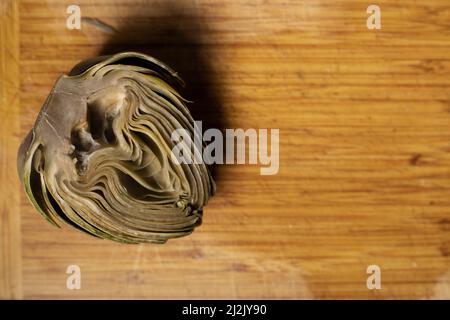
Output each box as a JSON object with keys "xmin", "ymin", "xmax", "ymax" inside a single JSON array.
[{"xmin": 17, "ymin": 52, "xmax": 215, "ymax": 244}]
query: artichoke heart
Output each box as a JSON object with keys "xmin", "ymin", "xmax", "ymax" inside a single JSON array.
[{"xmin": 17, "ymin": 52, "xmax": 215, "ymax": 244}]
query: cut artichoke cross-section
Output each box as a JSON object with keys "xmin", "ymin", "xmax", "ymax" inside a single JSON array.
[{"xmin": 17, "ymin": 52, "xmax": 215, "ymax": 244}]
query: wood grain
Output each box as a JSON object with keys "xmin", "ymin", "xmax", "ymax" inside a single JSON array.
[
  {"xmin": 0, "ymin": 0, "xmax": 449, "ymax": 299},
  {"xmin": 0, "ymin": 0, "xmax": 22, "ymax": 299}
]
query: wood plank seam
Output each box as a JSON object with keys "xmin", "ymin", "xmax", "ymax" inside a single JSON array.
[{"xmin": 0, "ymin": 0, "xmax": 22, "ymax": 299}]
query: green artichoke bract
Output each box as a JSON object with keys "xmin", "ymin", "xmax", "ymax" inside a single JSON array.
[{"xmin": 17, "ymin": 52, "xmax": 215, "ymax": 244}]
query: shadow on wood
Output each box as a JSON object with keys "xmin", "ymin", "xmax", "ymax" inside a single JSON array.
[{"xmin": 99, "ymin": 3, "xmax": 227, "ymax": 188}]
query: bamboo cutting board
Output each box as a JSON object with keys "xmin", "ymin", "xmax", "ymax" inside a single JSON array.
[{"xmin": 1, "ymin": 0, "xmax": 449, "ymax": 299}]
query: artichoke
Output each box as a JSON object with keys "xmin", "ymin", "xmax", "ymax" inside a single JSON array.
[{"xmin": 17, "ymin": 52, "xmax": 215, "ymax": 244}]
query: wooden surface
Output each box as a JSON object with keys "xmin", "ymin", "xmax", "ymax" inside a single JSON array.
[
  {"xmin": 0, "ymin": 0, "xmax": 22, "ymax": 299},
  {"xmin": 0, "ymin": 0, "xmax": 449, "ymax": 299}
]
